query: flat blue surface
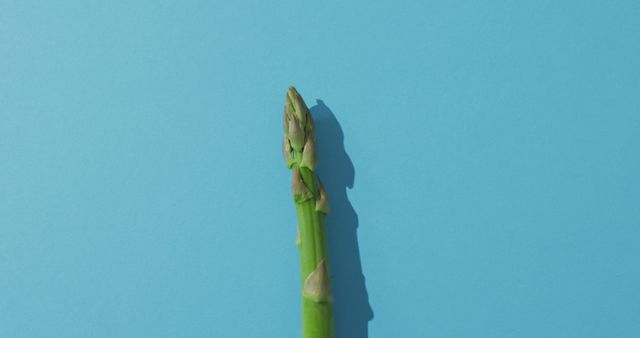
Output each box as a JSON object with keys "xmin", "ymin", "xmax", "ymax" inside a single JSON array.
[{"xmin": 1, "ymin": 1, "xmax": 639, "ymax": 337}]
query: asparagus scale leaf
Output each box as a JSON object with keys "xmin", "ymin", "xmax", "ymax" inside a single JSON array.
[{"xmin": 282, "ymin": 86, "xmax": 335, "ymax": 338}]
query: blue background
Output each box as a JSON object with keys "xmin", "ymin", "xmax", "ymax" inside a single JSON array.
[{"xmin": 1, "ymin": 1, "xmax": 639, "ymax": 337}]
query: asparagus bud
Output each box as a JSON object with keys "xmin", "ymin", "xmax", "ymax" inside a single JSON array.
[
  {"xmin": 315, "ymin": 183, "xmax": 330, "ymax": 214},
  {"xmin": 283, "ymin": 108, "xmax": 290, "ymax": 135},
  {"xmin": 299, "ymin": 136, "xmax": 317, "ymax": 170},
  {"xmin": 287, "ymin": 113, "xmax": 305, "ymax": 152},
  {"xmin": 282, "ymin": 136, "xmax": 295, "ymax": 168},
  {"xmin": 303, "ymin": 260, "xmax": 333, "ymax": 303},
  {"xmin": 291, "ymin": 167, "xmax": 313, "ymax": 203},
  {"xmin": 304, "ymin": 111, "xmax": 314, "ymax": 135}
]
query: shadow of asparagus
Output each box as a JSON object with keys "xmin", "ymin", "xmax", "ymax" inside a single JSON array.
[{"xmin": 311, "ymin": 100, "xmax": 374, "ymax": 338}]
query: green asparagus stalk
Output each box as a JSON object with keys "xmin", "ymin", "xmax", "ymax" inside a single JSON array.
[{"xmin": 282, "ymin": 86, "xmax": 335, "ymax": 338}]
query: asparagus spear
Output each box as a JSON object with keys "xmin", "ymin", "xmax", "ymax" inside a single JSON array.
[{"xmin": 282, "ymin": 86, "xmax": 335, "ymax": 338}]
